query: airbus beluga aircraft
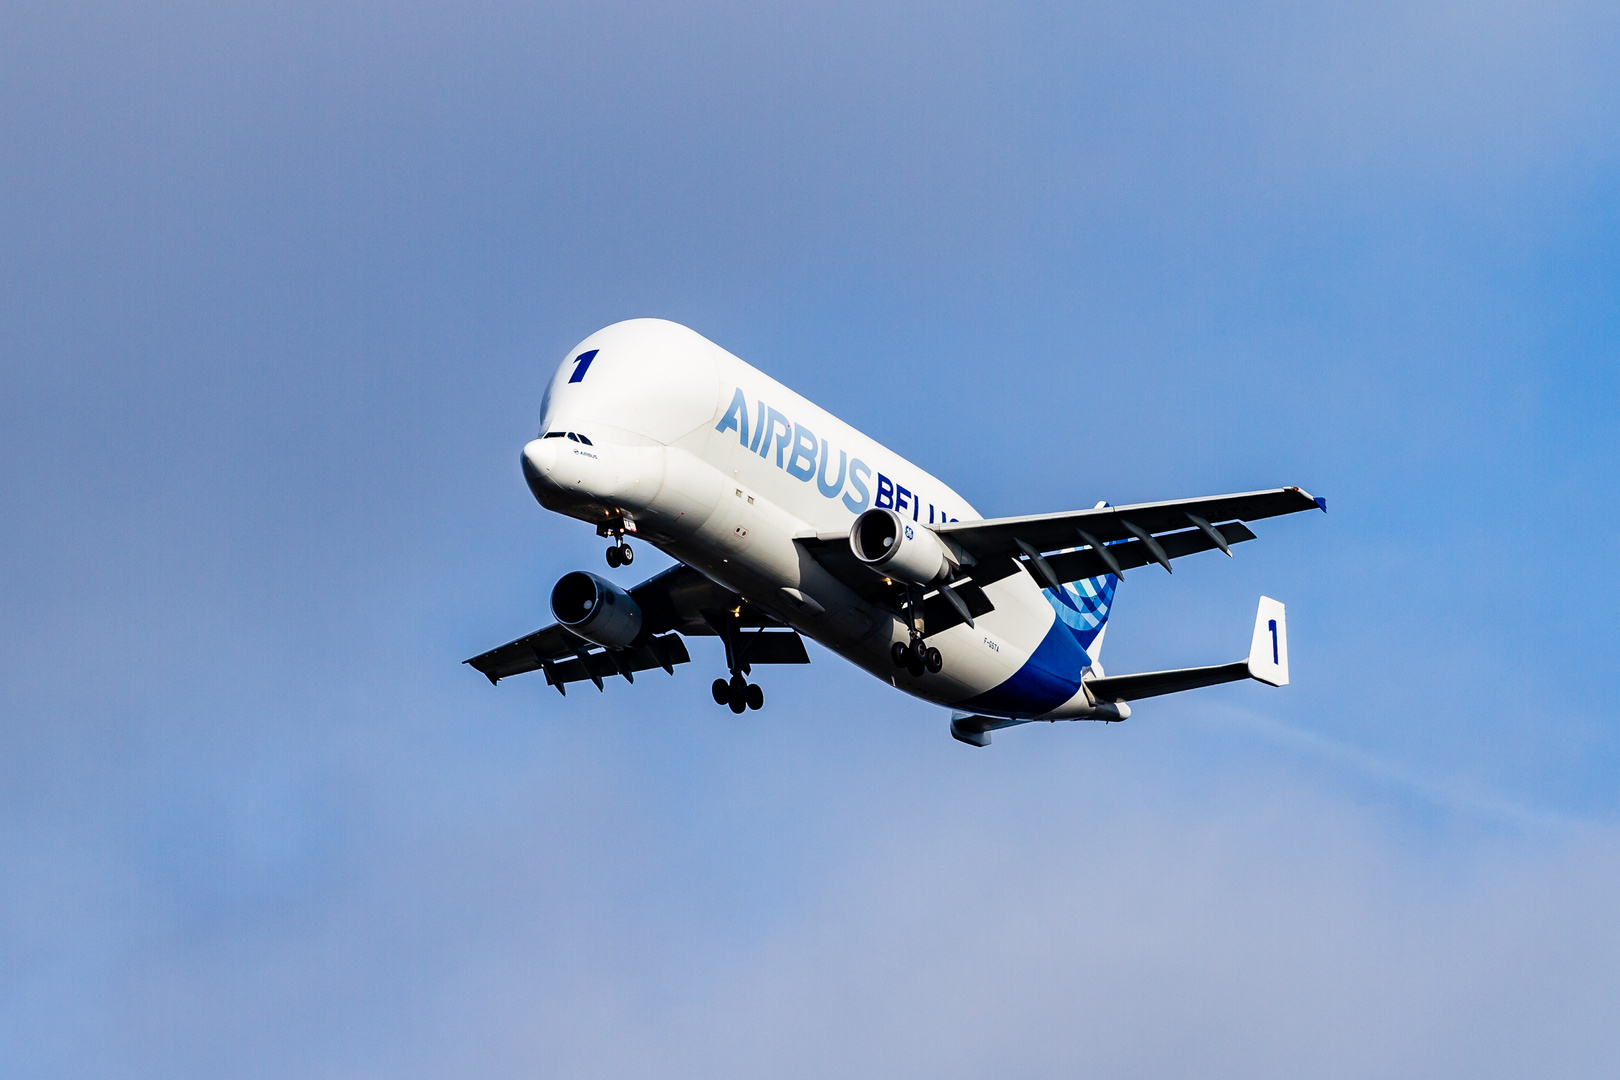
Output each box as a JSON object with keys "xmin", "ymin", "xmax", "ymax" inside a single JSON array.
[{"xmin": 466, "ymin": 319, "xmax": 1324, "ymax": 745}]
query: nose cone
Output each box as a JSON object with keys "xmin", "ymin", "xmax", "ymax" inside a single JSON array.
[{"xmin": 521, "ymin": 438, "xmax": 558, "ymax": 500}]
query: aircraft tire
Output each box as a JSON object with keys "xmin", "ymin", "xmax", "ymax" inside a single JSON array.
[
  {"xmin": 925, "ymin": 647, "xmax": 943, "ymax": 674},
  {"xmin": 890, "ymin": 642, "xmax": 908, "ymax": 667},
  {"xmin": 907, "ymin": 658, "xmax": 925, "ymax": 679},
  {"xmin": 910, "ymin": 638, "xmax": 929, "ymax": 666},
  {"xmin": 712, "ymin": 678, "xmax": 729, "ymax": 705},
  {"xmin": 745, "ymin": 684, "xmax": 764, "ymax": 710},
  {"xmin": 619, "ymin": 543, "xmax": 633, "ymax": 565},
  {"xmin": 605, "ymin": 546, "xmax": 621, "ymax": 568},
  {"xmin": 728, "ymin": 693, "xmax": 747, "ymax": 714}
]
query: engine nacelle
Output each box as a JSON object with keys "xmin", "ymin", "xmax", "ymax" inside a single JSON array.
[
  {"xmin": 550, "ymin": 570, "xmax": 644, "ymax": 650},
  {"xmin": 849, "ymin": 507, "xmax": 954, "ymax": 585}
]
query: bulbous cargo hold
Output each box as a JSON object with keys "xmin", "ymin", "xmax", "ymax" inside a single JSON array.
[{"xmin": 550, "ymin": 571, "xmax": 644, "ymax": 650}]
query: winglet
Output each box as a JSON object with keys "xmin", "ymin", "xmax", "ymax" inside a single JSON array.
[
  {"xmin": 1314, "ymin": 496, "xmax": 1327, "ymax": 512},
  {"xmin": 1247, "ymin": 596, "xmax": 1288, "ymax": 686}
]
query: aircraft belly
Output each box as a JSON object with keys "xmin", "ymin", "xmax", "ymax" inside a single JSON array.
[{"xmin": 948, "ymin": 572, "xmax": 1091, "ymax": 718}]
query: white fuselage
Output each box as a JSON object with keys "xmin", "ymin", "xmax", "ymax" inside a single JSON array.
[{"xmin": 520, "ymin": 318, "xmax": 1103, "ymax": 719}]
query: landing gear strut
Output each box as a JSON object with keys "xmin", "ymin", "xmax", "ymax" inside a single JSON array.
[
  {"xmin": 599, "ymin": 514, "xmax": 635, "ymax": 568},
  {"xmin": 889, "ymin": 585, "xmax": 943, "ymax": 677},
  {"xmin": 705, "ymin": 607, "xmax": 765, "ymax": 713}
]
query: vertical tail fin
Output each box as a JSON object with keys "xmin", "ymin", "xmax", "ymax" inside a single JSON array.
[
  {"xmin": 1045, "ymin": 572, "xmax": 1120, "ymax": 671},
  {"xmin": 1045, "ymin": 502, "xmax": 1121, "ymax": 674}
]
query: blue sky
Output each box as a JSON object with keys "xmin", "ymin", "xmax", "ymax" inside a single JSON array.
[{"xmin": 3, "ymin": 1, "xmax": 1619, "ymax": 1075}]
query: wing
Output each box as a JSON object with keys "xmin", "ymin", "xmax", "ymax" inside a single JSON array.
[
  {"xmin": 464, "ymin": 563, "xmax": 807, "ymax": 693},
  {"xmin": 797, "ymin": 487, "xmax": 1324, "ymax": 635}
]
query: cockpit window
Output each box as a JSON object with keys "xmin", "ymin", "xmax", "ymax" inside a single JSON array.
[
  {"xmin": 574, "ymin": 433, "xmax": 592, "ymax": 445},
  {"xmin": 542, "ymin": 431, "xmax": 566, "ymax": 439},
  {"xmin": 566, "ymin": 432, "xmax": 579, "ymax": 442}
]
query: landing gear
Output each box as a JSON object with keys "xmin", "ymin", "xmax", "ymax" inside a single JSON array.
[
  {"xmin": 705, "ymin": 606, "xmax": 768, "ymax": 712},
  {"xmin": 714, "ymin": 673, "xmax": 763, "ymax": 713},
  {"xmin": 598, "ymin": 514, "xmax": 635, "ymax": 568},
  {"xmin": 891, "ymin": 637, "xmax": 943, "ymax": 677},
  {"xmin": 888, "ymin": 584, "xmax": 943, "ymax": 678}
]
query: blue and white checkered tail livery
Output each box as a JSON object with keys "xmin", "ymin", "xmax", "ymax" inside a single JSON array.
[{"xmin": 1043, "ymin": 572, "xmax": 1119, "ymax": 671}]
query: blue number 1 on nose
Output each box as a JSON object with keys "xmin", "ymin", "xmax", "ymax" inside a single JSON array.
[
  {"xmin": 1268, "ymin": 618, "xmax": 1278, "ymax": 664},
  {"xmin": 568, "ymin": 349, "xmax": 599, "ymax": 383}
]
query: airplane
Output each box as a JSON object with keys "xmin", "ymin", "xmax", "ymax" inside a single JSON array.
[{"xmin": 465, "ymin": 318, "xmax": 1324, "ymax": 745}]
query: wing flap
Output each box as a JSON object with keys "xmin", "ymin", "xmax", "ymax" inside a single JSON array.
[
  {"xmin": 737, "ymin": 630, "xmax": 811, "ymax": 666},
  {"xmin": 537, "ymin": 633, "xmax": 693, "ymax": 690},
  {"xmin": 936, "ymin": 487, "xmax": 1322, "ymax": 560},
  {"xmin": 1040, "ymin": 522, "xmax": 1256, "ymax": 583}
]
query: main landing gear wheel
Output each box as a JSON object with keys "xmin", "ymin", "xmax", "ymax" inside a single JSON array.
[
  {"xmin": 716, "ymin": 673, "xmax": 764, "ymax": 713},
  {"xmin": 605, "ymin": 542, "xmax": 633, "ymax": 568},
  {"xmin": 892, "ymin": 639, "xmax": 943, "ymax": 677}
]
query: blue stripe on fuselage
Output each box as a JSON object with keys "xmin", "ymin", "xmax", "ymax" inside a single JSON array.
[{"xmin": 956, "ymin": 616, "xmax": 1091, "ymax": 719}]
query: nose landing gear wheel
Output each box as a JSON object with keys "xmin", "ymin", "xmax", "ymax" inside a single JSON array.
[
  {"xmin": 605, "ymin": 545, "xmax": 621, "ymax": 567},
  {"xmin": 617, "ymin": 542, "xmax": 632, "ymax": 565}
]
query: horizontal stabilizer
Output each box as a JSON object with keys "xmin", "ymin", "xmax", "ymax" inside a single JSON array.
[
  {"xmin": 1085, "ymin": 661, "xmax": 1252, "ymax": 702},
  {"xmin": 1084, "ymin": 596, "xmax": 1290, "ymax": 703}
]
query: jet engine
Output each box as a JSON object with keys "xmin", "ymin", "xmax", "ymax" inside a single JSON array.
[
  {"xmin": 550, "ymin": 570, "xmax": 644, "ymax": 650},
  {"xmin": 849, "ymin": 507, "xmax": 954, "ymax": 585}
]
